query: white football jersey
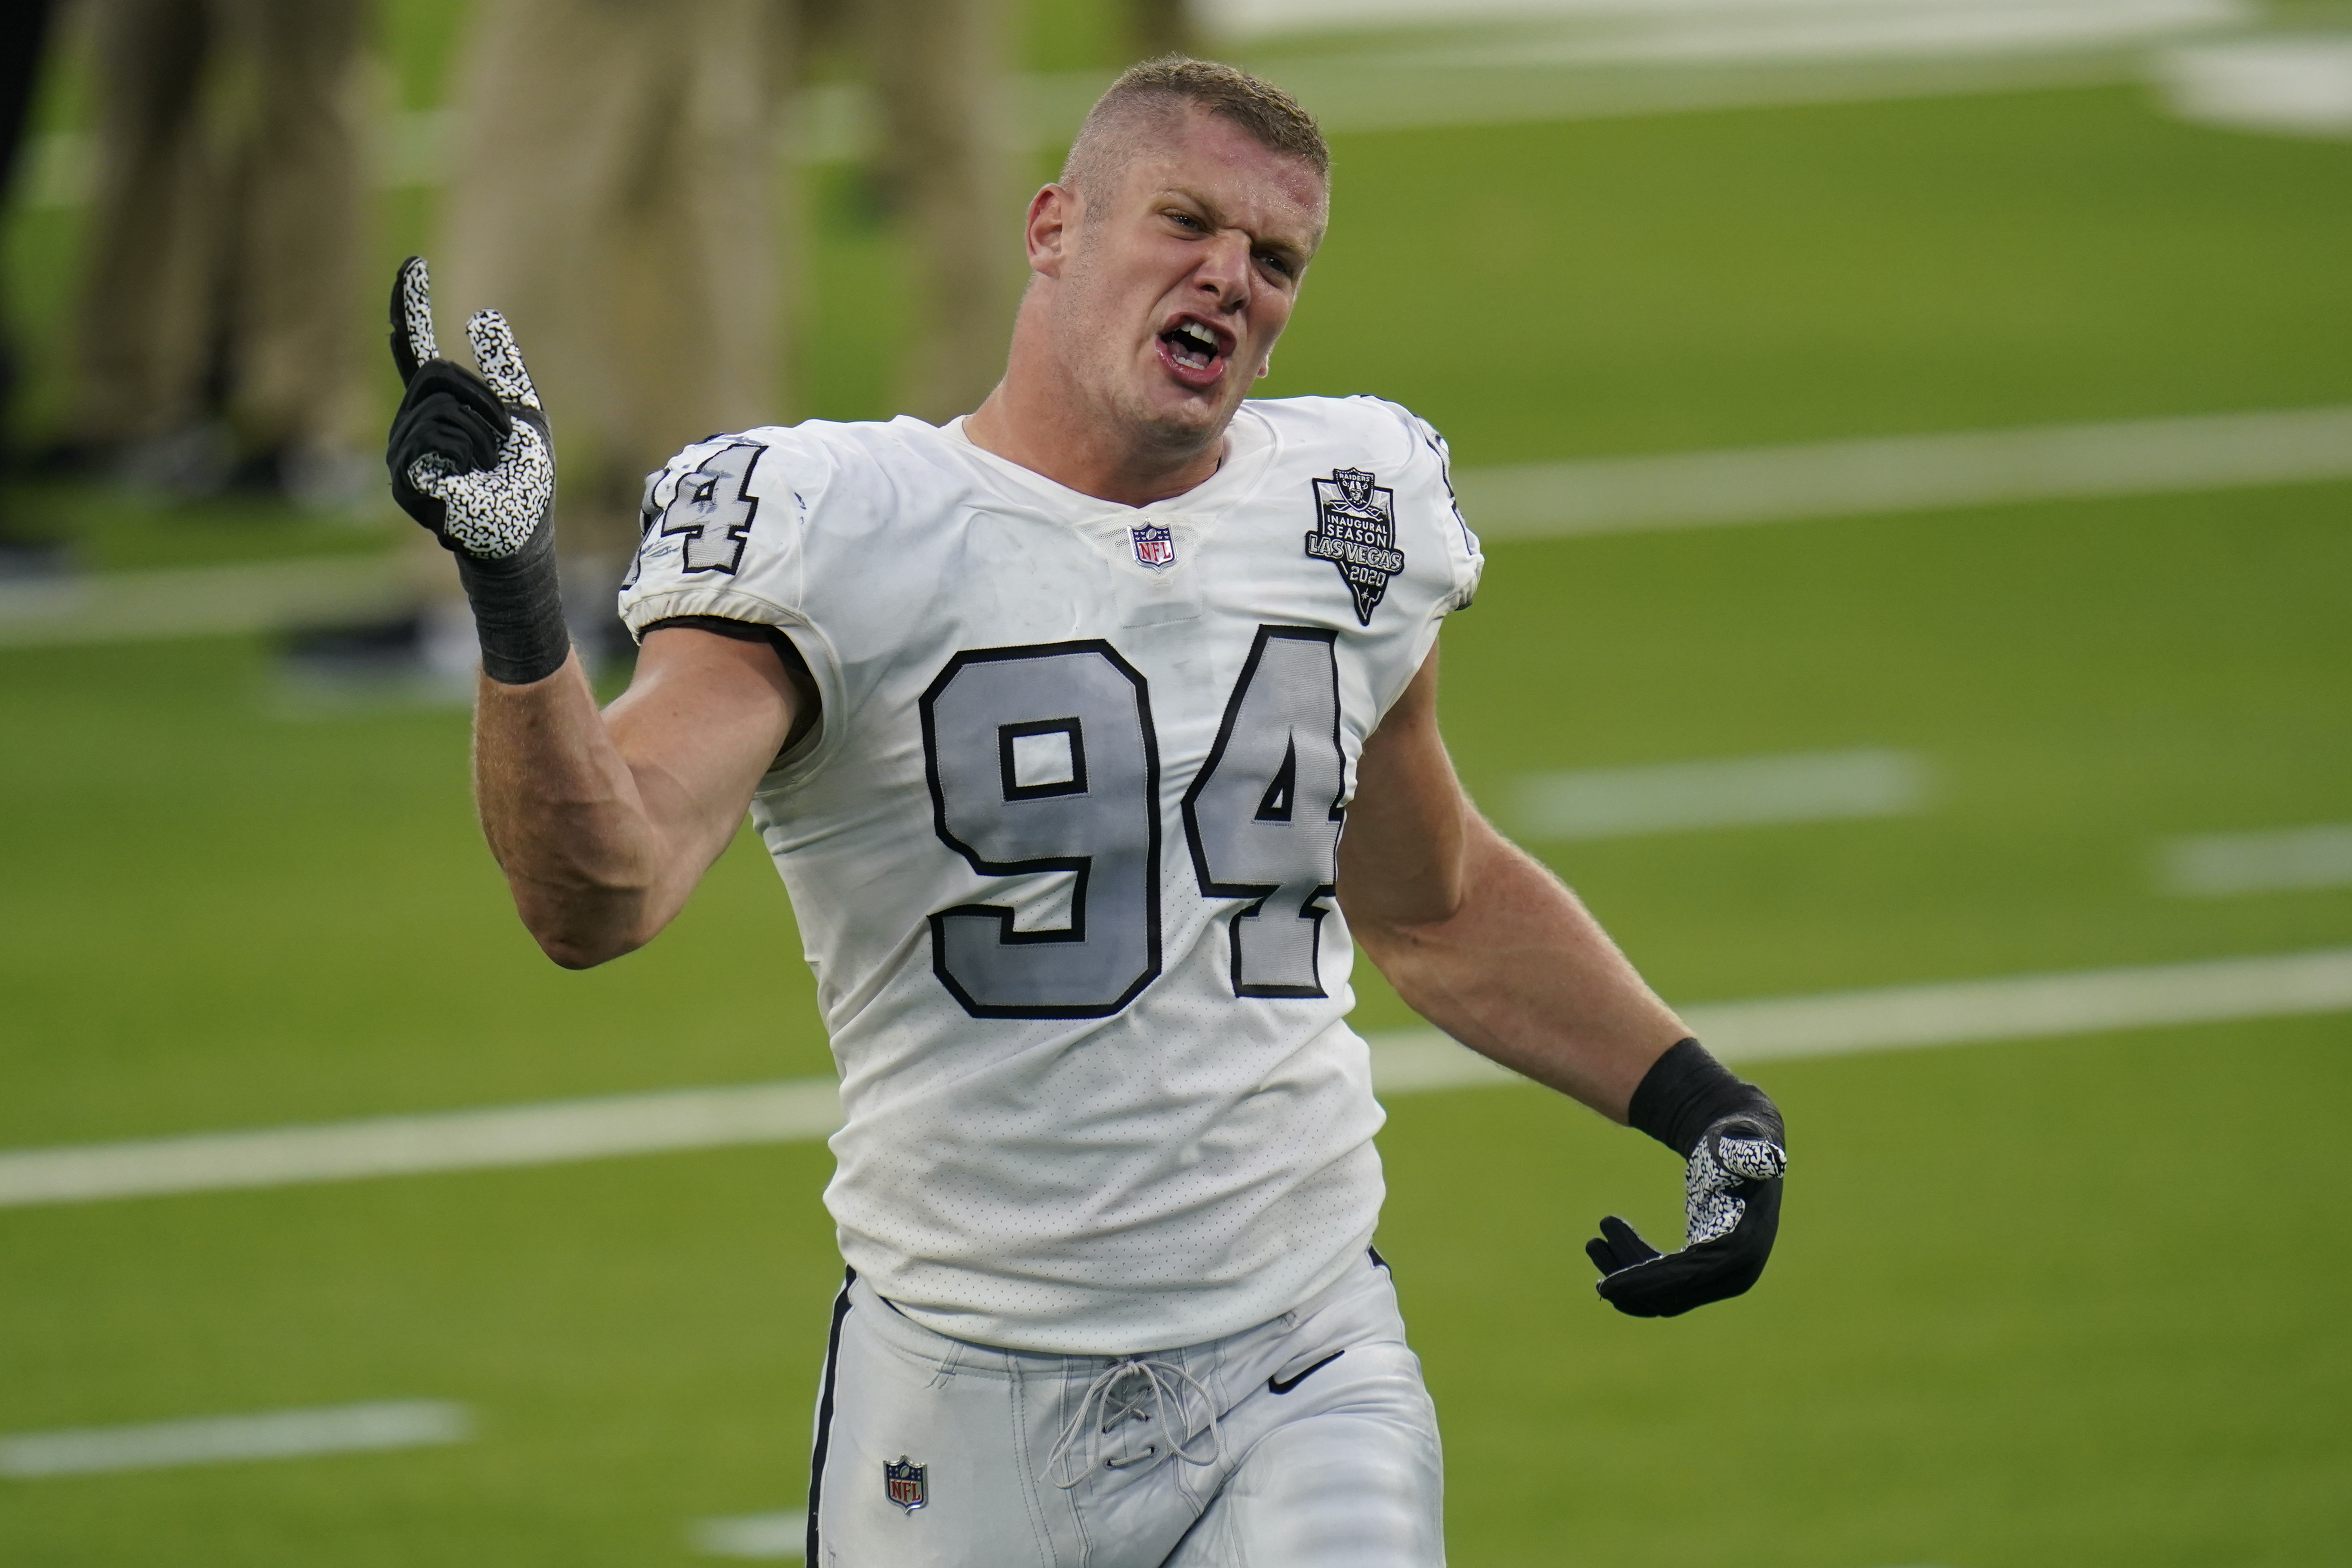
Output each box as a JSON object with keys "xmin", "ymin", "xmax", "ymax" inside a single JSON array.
[{"xmin": 620, "ymin": 396, "xmax": 1483, "ymax": 1354}]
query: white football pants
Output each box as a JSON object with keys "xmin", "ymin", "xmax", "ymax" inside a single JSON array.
[{"xmin": 805, "ymin": 1252, "xmax": 1445, "ymax": 1566}]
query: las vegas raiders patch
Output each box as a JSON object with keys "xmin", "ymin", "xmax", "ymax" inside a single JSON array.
[{"xmin": 1304, "ymin": 468, "xmax": 1405, "ymax": 625}]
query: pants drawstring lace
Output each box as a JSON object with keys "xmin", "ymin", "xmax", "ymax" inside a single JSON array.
[{"xmin": 1044, "ymin": 1357, "xmax": 1224, "ymax": 1488}]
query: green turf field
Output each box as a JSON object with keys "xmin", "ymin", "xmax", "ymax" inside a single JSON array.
[{"xmin": 4, "ymin": 8, "xmax": 2351, "ymax": 1565}]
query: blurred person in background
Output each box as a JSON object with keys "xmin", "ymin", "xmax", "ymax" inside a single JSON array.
[
  {"xmin": 59, "ymin": 0, "xmax": 370, "ymax": 505},
  {"xmin": 427, "ymin": 0, "xmax": 797, "ymax": 667},
  {"xmin": 1127, "ymin": 0, "xmax": 1191, "ymax": 60},
  {"xmin": 0, "ymin": 0, "xmax": 61, "ymax": 571},
  {"xmin": 398, "ymin": 0, "xmax": 1017, "ymax": 671},
  {"xmin": 862, "ymin": 0, "xmax": 1023, "ymax": 423}
]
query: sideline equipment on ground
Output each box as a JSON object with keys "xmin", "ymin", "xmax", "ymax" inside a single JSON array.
[
  {"xmin": 1588, "ymin": 1038, "xmax": 1787, "ymax": 1317},
  {"xmin": 384, "ymin": 256, "xmax": 569, "ymax": 686}
]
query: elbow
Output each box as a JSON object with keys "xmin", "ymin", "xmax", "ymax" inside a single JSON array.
[
  {"xmin": 511, "ymin": 883, "xmax": 656, "ymax": 970},
  {"xmin": 533, "ymin": 928, "xmax": 638, "ymax": 970}
]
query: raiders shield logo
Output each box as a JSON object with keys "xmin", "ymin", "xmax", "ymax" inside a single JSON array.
[
  {"xmin": 884, "ymin": 1456, "xmax": 928, "ymax": 1514},
  {"xmin": 1304, "ymin": 468, "xmax": 1405, "ymax": 625},
  {"xmin": 1130, "ymin": 521, "xmax": 1176, "ymax": 570}
]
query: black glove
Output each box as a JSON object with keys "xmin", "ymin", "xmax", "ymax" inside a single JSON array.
[
  {"xmin": 1588, "ymin": 1038, "xmax": 1786, "ymax": 1318},
  {"xmin": 384, "ymin": 256, "xmax": 570, "ymax": 685}
]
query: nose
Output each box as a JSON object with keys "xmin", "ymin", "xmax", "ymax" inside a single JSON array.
[{"xmin": 1193, "ymin": 230, "xmax": 1253, "ymax": 312}]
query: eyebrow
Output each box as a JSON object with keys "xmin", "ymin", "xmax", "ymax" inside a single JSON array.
[{"xmin": 1157, "ymin": 184, "xmax": 1320, "ymax": 272}]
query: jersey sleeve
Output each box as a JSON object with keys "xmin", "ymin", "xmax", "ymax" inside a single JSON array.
[
  {"xmin": 617, "ymin": 427, "xmax": 850, "ymax": 779},
  {"xmin": 619, "ymin": 428, "xmax": 814, "ymax": 637},
  {"xmin": 1350, "ymin": 399, "xmax": 1485, "ymax": 720},
  {"xmin": 1402, "ymin": 410, "xmax": 1484, "ymax": 616}
]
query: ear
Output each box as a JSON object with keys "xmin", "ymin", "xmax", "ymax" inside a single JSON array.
[{"xmin": 1026, "ymin": 184, "xmax": 1076, "ymax": 279}]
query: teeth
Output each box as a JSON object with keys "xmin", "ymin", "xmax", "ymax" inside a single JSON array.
[{"xmin": 1163, "ymin": 320, "xmax": 1221, "ymax": 372}]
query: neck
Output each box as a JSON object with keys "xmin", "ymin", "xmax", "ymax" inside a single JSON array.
[{"xmin": 964, "ymin": 301, "xmax": 1227, "ymax": 508}]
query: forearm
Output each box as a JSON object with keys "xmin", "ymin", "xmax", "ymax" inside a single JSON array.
[
  {"xmin": 472, "ymin": 654, "xmax": 681, "ymax": 966},
  {"xmin": 1348, "ymin": 813, "xmax": 1685, "ymax": 1121}
]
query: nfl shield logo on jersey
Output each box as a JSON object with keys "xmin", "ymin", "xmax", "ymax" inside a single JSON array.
[
  {"xmin": 884, "ymin": 1456, "xmax": 928, "ymax": 1514},
  {"xmin": 1130, "ymin": 521, "xmax": 1176, "ymax": 570},
  {"xmin": 1304, "ymin": 467, "xmax": 1406, "ymax": 625}
]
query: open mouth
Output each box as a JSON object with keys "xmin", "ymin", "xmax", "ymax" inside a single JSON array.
[{"xmin": 1156, "ymin": 317, "xmax": 1229, "ymax": 381}]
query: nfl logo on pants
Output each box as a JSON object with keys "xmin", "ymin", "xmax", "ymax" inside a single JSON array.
[{"xmin": 884, "ymin": 1456, "xmax": 928, "ymax": 1514}]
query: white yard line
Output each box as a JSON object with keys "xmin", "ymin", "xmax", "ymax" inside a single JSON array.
[
  {"xmin": 2157, "ymin": 824, "xmax": 2352, "ymax": 897},
  {"xmin": 0, "ymin": 1401, "xmax": 469, "ymax": 1479},
  {"xmin": 5, "ymin": 949, "xmax": 2348, "ymax": 1210},
  {"xmin": 693, "ymin": 1511, "xmax": 809, "ymax": 1559},
  {"xmin": 1410, "ymin": 0, "xmax": 2241, "ymax": 68},
  {"xmin": 1238, "ymin": 42, "xmax": 2134, "ymax": 136},
  {"xmin": 0, "ymin": 554, "xmax": 409, "ymax": 650},
  {"xmin": 1201, "ymin": 0, "xmax": 2238, "ymax": 45},
  {"xmin": 7, "ymin": 406, "xmax": 2344, "ymax": 650},
  {"xmin": 1693, "ymin": 946, "xmax": 2352, "ymax": 1060},
  {"xmin": 1514, "ymin": 749, "xmax": 1928, "ymax": 839},
  {"xmin": 2157, "ymin": 36, "xmax": 2352, "ymax": 137},
  {"xmin": 1454, "ymin": 405, "xmax": 2352, "ymax": 539},
  {"xmin": 0, "ymin": 1080, "xmax": 845, "ymax": 1210},
  {"xmin": 1365, "ymin": 947, "xmax": 2352, "ymax": 1084}
]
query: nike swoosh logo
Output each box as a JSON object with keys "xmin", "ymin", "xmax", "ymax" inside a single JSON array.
[{"xmin": 1267, "ymin": 1350, "xmax": 1344, "ymax": 1396}]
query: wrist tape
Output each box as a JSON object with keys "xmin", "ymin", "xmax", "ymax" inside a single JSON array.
[
  {"xmin": 1628, "ymin": 1038, "xmax": 1779, "ymax": 1159},
  {"xmin": 454, "ymin": 521, "xmax": 571, "ymax": 685}
]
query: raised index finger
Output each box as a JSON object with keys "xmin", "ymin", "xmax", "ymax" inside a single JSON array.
[{"xmin": 389, "ymin": 256, "xmax": 439, "ymax": 384}]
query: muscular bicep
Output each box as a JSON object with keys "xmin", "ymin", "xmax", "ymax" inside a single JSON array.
[
  {"xmin": 1338, "ymin": 647, "xmax": 1471, "ymax": 931},
  {"xmin": 605, "ymin": 625, "xmax": 811, "ymax": 876}
]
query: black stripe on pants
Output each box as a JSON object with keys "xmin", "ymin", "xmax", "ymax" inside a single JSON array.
[{"xmin": 805, "ymin": 1266, "xmax": 857, "ymax": 1564}]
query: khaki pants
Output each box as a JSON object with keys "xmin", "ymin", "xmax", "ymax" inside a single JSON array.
[
  {"xmin": 435, "ymin": 0, "xmax": 796, "ymax": 572},
  {"xmin": 73, "ymin": 0, "xmax": 364, "ymax": 456},
  {"xmin": 422, "ymin": 0, "xmax": 1021, "ymax": 634},
  {"xmin": 866, "ymin": 0, "xmax": 1022, "ymax": 425}
]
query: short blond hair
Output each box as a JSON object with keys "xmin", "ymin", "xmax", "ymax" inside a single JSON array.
[{"xmin": 1060, "ymin": 57, "xmax": 1328, "ymax": 196}]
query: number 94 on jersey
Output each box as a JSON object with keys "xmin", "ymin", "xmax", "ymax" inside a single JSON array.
[{"xmin": 919, "ymin": 625, "xmax": 1347, "ymax": 1021}]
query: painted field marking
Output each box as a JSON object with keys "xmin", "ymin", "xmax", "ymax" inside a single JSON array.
[
  {"xmin": 5, "ymin": 950, "xmax": 2348, "ymax": 1210},
  {"xmin": 1680, "ymin": 946, "xmax": 2352, "ymax": 1063},
  {"xmin": 2158, "ymin": 35, "xmax": 2352, "ymax": 137},
  {"xmin": 1200, "ymin": 0, "xmax": 2236, "ymax": 48},
  {"xmin": 7, "ymin": 407, "xmax": 2346, "ymax": 650},
  {"xmin": 1430, "ymin": 0, "xmax": 2235, "ymax": 68},
  {"xmin": 693, "ymin": 1511, "xmax": 808, "ymax": 1559},
  {"xmin": 1453, "ymin": 405, "xmax": 2352, "ymax": 540},
  {"xmin": 1514, "ymin": 749, "xmax": 1927, "ymax": 840},
  {"xmin": 1236, "ymin": 36, "xmax": 2154, "ymax": 139},
  {"xmin": 0, "ymin": 554, "xmax": 409, "ymax": 650},
  {"xmin": 0, "ymin": 1080, "xmax": 844, "ymax": 1209},
  {"xmin": 0, "ymin": 1401, "xmax": 469, "ymax": 1479},
  {"xmin": 2157, "ymin": 824, "xmax": 2352, "ymax": 897},
  {"xmin": 1368, "ymin": 946, "xmax": 2352, "ymax": 1090}
]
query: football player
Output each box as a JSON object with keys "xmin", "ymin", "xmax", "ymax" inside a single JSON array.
[{"xmin": 385, "ymin": 57, "xmax": 1786, "ymax": 1568}]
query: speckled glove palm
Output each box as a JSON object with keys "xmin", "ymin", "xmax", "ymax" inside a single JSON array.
[
  {"xmin": 1588, "ymin": 1039, "xmax": 1787, "ymax": 1318},
  {"xmin": 384, "ymin": 256, "xmax": 570, "ymax": 685}
]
